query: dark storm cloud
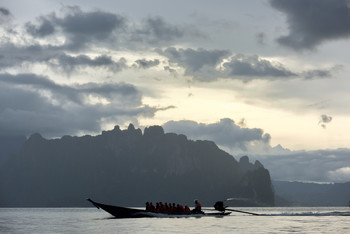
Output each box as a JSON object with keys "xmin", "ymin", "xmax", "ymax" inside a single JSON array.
[
  {"xmin": 222, "ymin": 54, "xmax": 296, "ymax": 79},
  {"xmin": 0, "ymin": 6, "xmax": 194, "ymax": 73},
  {"xmin": 160, "ymin": 48, "xmax": 297, "ymax": 81},
  {"xmin": 0, "ymin": 42, "xmax": 128, "ymax": 74},
  {"xmin": 0, "ymin": 73, "xmax": 78, "ymax": 104},
  {"xmin": 25, "ymin": 17, "xmax": 56, "ymax": 37},
  {"xmin": 160, "ymin": 47, "xmax": 230, "ymax": 81},
  {"xmin": 23, "ymin": 6, "xmax": 191, "ymax": 51},
  {"xmin": 0, "ymin": 43, "xmax": 61, "ymax": 69},
  {"xmin": 23, "ymin": 6, "xmax": 126, "ymax": 50},
  {"xmin": 163, "ymin": 118, "xmax": 271, "ymax": 152},
  {"xmin": 55, "ymin": 6, "xmax": 126, "ymax": 50},
  {"xmin": 133, "ymin": 59, "xmax": 160, "ymax": 69},
  {"xmin": 0, "ymin": 73, "xmax": 157, "ymax": 137},
  {"xmin": 270, "ymin": 0, "xmax": 350, "ymax": 50},
  {"xmin": 0, "ymin": 73, "xmax": 142, "ymax": 106},
  {"xmin": 53, "ymin": 54, "xmax": 127, "ymax": 74}
]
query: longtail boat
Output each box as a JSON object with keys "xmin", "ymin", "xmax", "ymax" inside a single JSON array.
[{"xmin": 87, "ymin": 198, "xmax": 232, "ymax": 218}]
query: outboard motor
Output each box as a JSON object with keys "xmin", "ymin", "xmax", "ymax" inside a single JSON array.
[{"xmin": 214, "ymin": 201, "xmax": 226, "ymax": 212}]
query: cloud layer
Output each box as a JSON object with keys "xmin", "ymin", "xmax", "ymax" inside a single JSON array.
[
  {"xmin": 0, "ymin": 73, "xmax": 157, "ymax": 137},
  {"xmin": 0, "ymin": 6, "xmax": 341, "ymax": 82},
  {"xmin": 270, "ymin": 0, "xmax": 350, "ymax": 50},
  {"xmin": 163, "ymin": 118, "xmax": 273, "ymax": 154},
  {"xmin": 160, "ymin": 47, "xmax": 339, "ymax": 82},
  {"xmin": 258, "ymin": 149, "xmax": 350, "ymax": 183}
]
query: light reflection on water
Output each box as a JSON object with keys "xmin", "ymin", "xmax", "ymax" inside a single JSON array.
[{"xmin": 0, "ymin": 207, "xmax": 349, "ymax": 233}]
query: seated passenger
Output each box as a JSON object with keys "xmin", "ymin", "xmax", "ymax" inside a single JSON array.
[
  {"xmin": 159, "ymin": 202, "xmax": 165, "ymax": 213},
  {"xmin": 149, "ymin": 202, "xmax": 155, "ymax": 212},
  {"xmin": 164, "ymin": 202, "xmax": 169, "ymax": 213},
  {"xmin": 184, "ymin": 205, "xmax": 191, "ymax": 214},
  {"xmin": 177, "ymin": 204, "xmax": 185, "ymax": 213},
  {"xmin": 168, "ymin": 203, "xmax": 173, "ymax": 213}
]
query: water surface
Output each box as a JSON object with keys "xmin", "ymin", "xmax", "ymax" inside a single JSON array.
[{"xmin": 0, "ymin": 207, "xmax": 349, "ymax": 233}]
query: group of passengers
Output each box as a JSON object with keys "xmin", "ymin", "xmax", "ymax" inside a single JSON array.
[{"xmin": 145, "ymin": 200, "xmax": 202, "ymax": 214}]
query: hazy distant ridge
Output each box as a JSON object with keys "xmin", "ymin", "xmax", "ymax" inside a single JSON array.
[
  {"xmin": 273, "ymin": 180, "xmax": 350, "ymax": 206},
  {"xmin": 0, "ymin": 124, "xmax": 274, "ymax": 207}
]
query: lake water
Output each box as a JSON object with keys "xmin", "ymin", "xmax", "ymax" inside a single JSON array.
[{"xmin": 0, "ymin": 207, "xmax": 349, "ymax": 233}]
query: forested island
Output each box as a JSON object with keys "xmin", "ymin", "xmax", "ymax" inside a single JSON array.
[{"xmin": 0, "ymin": 124, "xmax": 274, "ymax": 207}]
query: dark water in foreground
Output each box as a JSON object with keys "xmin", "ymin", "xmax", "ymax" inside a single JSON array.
[{"xmin": 0, "ymin": 207, "xmax": 349, "ymax": 233}]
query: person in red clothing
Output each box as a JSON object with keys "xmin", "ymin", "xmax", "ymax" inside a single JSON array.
[
  {"xmin": 179, "ymin": 204, "xmax": 185, "ymax": 213},
  {"xmin": 184, "ymin": 205, "xmax": 190, "ymax": 214},
  {"xmin": 159, "ymin": 202, "xmax": 165, "ymax": 212},
  {"xmin": 155, "ymin": 202, "xmax": 160, "ymax": 212},
  {"xmin": 168, "ymin": 203, "xmax": 173, "ymax": 213},
  {"xmin": 176, "ymin": 204, "xmax": 185, "ymax": 213},
  {"xmin": 164, "ymin": 202, "xmax": 169, "ymax": 213},
  {"xmin": 149, "ymin": 202, "xmax": 155, "ymax": 212}
]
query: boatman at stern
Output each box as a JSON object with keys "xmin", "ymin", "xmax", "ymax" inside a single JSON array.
[{"xmin": 192, "ymin": 200, "xmax": 203, "ymax": 214}]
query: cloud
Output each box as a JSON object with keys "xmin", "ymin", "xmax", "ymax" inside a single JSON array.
[
  {"xmin": 160, "ymin": 48, "xmax": 297, "ymax": 81},
  {"xmin": 0, "ymin": 73, "xmax": 158, "ymax": 137},
  {"xmin": 0, "ymin": 7, "xmax": 10, "ymax": 17},
  {"xmin": 0, "ymin": 6, "xmax": 195, "ymax": 73},
  {"xmin": 0, "ymin": 7, "xmax": 11, "ymax": 24},
  {"xmin": 319, "ymin": 114, "xmax": 332, "ymax": 128},
  {"xmin": 0, "ymin": 43, "xmax": 61, "ymax": 70},
  {"xmin": 0, "ymin": 72, "xmax": 144, "ymax": 106},
  {"xmin": 159, "ymin": 47, "xmax": 231, "ymax": 81},
  {"xmin": 22, "ymin": 6, "xmax": 193, "ymax": 51},
  {"xmin": 160, "ymin": 47, "xmax": 343, "ymax": 82},
  {"xmin": 163, "ymin": 118, "xmax": 274, "ymax": 155},
  {"xmin": 320, "ymin": 114, "xmax": 333, "ymax": 123},
  {"xmin": 163, "ymin": 66, "xmax": 178, "ymax": 77},
  {"xmin": 0, "ymin": 7, "xmax": 13, "ymax": 29},
  {"xmin": 257, "ymin": 149, "xmax": 350, "ymax": 182},
  {"xmin": 0, "ymin": 43, "xmax": 129, "ymax": 75},
  {"xmin": 131, "ymin": 17, "xmax": 185, "ymax": 45},
  {"xmin": 52, "ymin": 54, "xmax": 127, "ymax": 74},
  {"xmin": 328, "ymin": 167, "xmax": 350, "ymax": 182},
  {"xmin": 2, "ymin": 6, "xmax": 341, "ymax": 82},
  {"xmin": 133, "ymin": 59, "xmax": 160, "ymax": 69},
  {"xmin": 302, "ymin": 65, "xmax": 343, "ymax": 79},
  {"xmin": 270, "ymin": 0, "xmax": 350, "ymax": 50},
  {"xmin": 222, "ymin": 54, "xmax": 296, "ymax": 79},
  {"xmin": 26, "ymin": 16, "xmax": 56, "ymax": 37},
  {"xmin": 22, "ymin": 6, "xmax": 126, "ymax": 51},
  {"xmin": 55, "ymin": 6, "xmax": 126, "ymax": 50}
]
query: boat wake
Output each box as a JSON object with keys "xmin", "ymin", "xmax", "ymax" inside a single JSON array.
[{"xmin": 263, "ymin": 211, "xmax": 350, "ymax": 216}]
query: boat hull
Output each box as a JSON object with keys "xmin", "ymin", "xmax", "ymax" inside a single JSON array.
[{"xmin": 87, "ymin": 199, "xmax": 231, "ymax": 218}]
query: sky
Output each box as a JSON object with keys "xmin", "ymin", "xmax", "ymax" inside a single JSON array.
[{"xmin": 0, "ymin": 0, "xmax": 349, "ymax": 183}]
